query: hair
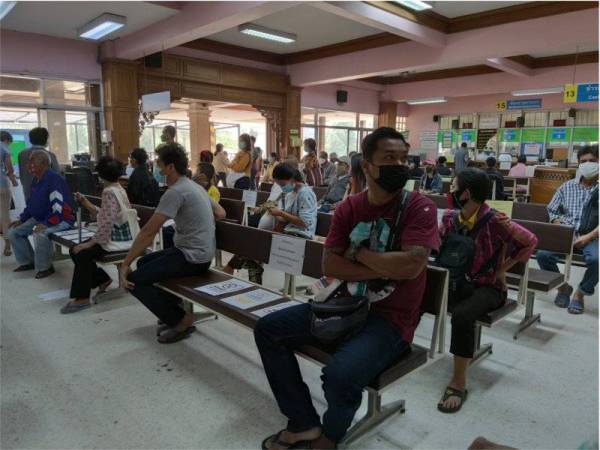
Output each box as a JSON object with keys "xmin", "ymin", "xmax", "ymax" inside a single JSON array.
[
  {"xmin": 486, "ymin": 156, "xmax": 497, "ymax": 168},
  {"xmin": 29, "ymin": 127, "xmax": 49, "ymax": 146},
  {"xmin": 273, "ymin": 162, "xmax": 303, "ymax": 182},
  {"xmin": 461, "ymin": 142, "xmax": 468, "ymax": 148},
  {"xmin": 30, "ymin": 149, "xmax": 51, "ymax": 167},
  {"xmin": 517, "ymin": 155, "xmax": 527, "ymax": 164},
  {"xmin": 351, "ymin": 153, "xmax": 366, "ymax": 192},
  {"xmin": 200, "ymin": 150, "xmax": 213, "ymax": 163},
  {"xmin": 437, "ymin": 156, "xmax": 447, "ymax": 165},
  {"xmin": 130, "ymin": 147, "xmax": 148, "ymax": 165},
  {"xmin": 304, "ymin": 138, "xmax": 317, "ymax": 152},
  {"xmin": 215, "ymin": 143, "xmax": 224, "ymax": 153},
  {"xmin": 319, "ymin": 151, "xmax": 328, "ymax": 159},
  {"xmin": 95, "ymin": 156, "xmax": 124, "ymax": 182},
  {"xmin": 282, "ymin": 155, "xmax": 299, "ymax": 170},
  {"xmin": 239, "ymin": 133, "xmax": 253, "ymax": 152},
  {"xmin": 360, "ymin": 127, "xmax": 407, "ymax": 162},
  {"xmin": 348, "ymin": 151, "xmax": 358, "ymax": 158},
  {"xmin": 197, "ymin": 162, "xmax": 216, "ymax": 186},
  {"xmin": 577, "ymin": 145, "xmax": 598, "ymax": 161},
  {"xmin": 157, "ymin": 143, "xmax": 188, "ymax": 175},
  {"xmin": 270, "ymin": 152, "xmax": 279, "ymax": 161},
  {"xmin": 162, "ymin": 125, "xmax": 176, "ymax": 139},
  {"xmin": 467, "ymin": 160, "xmax": 477, "ymax": 168},
  {"xmin": 426, "ymin": 165, "xmax": 437, "ymax": 175},
  {"xmin": 456, "ymin": 168, "xmax": 490, "ymax": 203},
  {"xmin": 250, "ymin": 135, "xmax": 256, "ymax": 143},
  {"xmin": 0, "ymin": 131, "xmax": 12, "ymax": 143}
]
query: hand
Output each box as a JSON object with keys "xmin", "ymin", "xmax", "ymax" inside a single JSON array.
[
  {"xmin": 9, "ymin": 176, "xmax": 18, "ymax": 187},
  {"xmin": 269, "ymin": 208, "xmax": 282, "ymax": 217},
  {"xmin": 574, "ymin": 233, "xmax": 593, "ymax": 248},
  {"xmin": 33, "ymin": 224, "xmax": 46, "ymax": 233},
  {"xmin": 9, "ymin": 220, "xmax": 21, "ymax": 228},
  {"xmin": 551, "ymin": 219, "xmax": 562, "ymax": 225},
  {"xmin": 72, "ymin": 242, "xmax": 90, "ymax": 254},
  {"xmin": 120, "ymin": 265, "xmax": 134, "ymax": 290}
]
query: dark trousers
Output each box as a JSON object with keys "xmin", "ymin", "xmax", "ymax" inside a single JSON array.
[
  {"xmin": 449, "ymin": 285, "xmax": 504, "ymax": 358},
  {"xmin": 217, "ymin": 172, "xmax": 227, "ymax": 187},
  {"xmin": 254, "ymin": 303, "xmax": 408, "ymax": 443},
  {"xmin": 69, "ymin": 243, "xmax": 111, "ymax": 299},
  {"xmin": 127, "ymin": 247, "xmax": 211, "ymax": 326}
]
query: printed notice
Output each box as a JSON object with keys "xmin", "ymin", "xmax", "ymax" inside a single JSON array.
[
  {"xmin": 195, "ymin": 279, "xmax": 253, "ymax": 296},
  {"xmin": 487, "ymin": 200, "xmax": 513, "ymax": 218},
  {"xmin": 221, "ymin": 289, "xmax": 282, "ymax": 310},
  {"xmin": 242, "ymin": 190, "xmax": 258, "ymax": 208},
  {"xmin": 437, "ymin": 208, "xmax": 446, "ymax": 227},
  {"xmin": 267, "ymin": 234, "xmax": 306, "ymax": 276},
  {"xmin": 252, "ymin": 300, "xmax": 301, "ymax": 318}
]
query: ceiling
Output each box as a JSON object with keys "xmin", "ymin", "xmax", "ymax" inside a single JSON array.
[
  {"xmin": 428, "ymin": 1, "xmax": 527, "ymax": 18},
  {"xmin": 1, "ymin": 1, "xmax": 177, "ymax": 41},
  {"xmin": 529, "ymin": 43, "xmax": 599, "ymax": 58},
  {"xmin": 207, "ymin": 4, "xmax": 382, "ymax": 54},
  {"xmin": 156, "ymin": 102, "xmax": 266, "ymax": 124}
]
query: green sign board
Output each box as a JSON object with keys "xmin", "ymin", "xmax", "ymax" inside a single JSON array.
[
  {"xmin": 521, "ymin": 128, "xmax": 545, "ymax": 142},
  {"xmin": 499, "ymin": 129, "xmax": 522, "ymax": 142},
  {"xmin": 546, "ymin": 127, "xmax": 572, "ymax": 143},
  {"xmin": 572, "ymin": 127, "xmax": 599, "ymax": 142}
]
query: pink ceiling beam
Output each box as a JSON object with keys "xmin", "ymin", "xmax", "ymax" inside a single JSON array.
[
  {"xmin": 288, "ymin": 9, "xmax": 598, "ymax": 86},
  {"xmin": 486, "ymin": 57, "xmax": 533, "ymax": 77},
  {"xmin": 313, "ymin": 1, "xmax": 446, "ymax": 48},
  {"xmin": 111, "ymin": 1, "xmax": 299, "ymax": 60}
]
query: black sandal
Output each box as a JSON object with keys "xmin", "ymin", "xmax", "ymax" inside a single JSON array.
[
  {"xmin": 261, "ymin": 430, "xmax": 311, "ymax": 450},
  {"xmin": 157, "ymin": 326, "xmax": 196, "ymax": 344},
  {"xmin": 437, "ymin": 386, "xmax": 468, "ymax": 413}
]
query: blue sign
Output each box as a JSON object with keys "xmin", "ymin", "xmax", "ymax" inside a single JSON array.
[
  {"xmin": 577, "ymin": 83, "xmax": 599, "ymax": 102},
  {"xmin": 504, "ymin": 130, "xmax": 516, "ymax": 141},
  {"xmin": 551, "ymin": 128, "xmax": 567, "ymax": 141},
  {"xmin": 507, "ymin": 98, "xmax": 542, "ymax": 110}
]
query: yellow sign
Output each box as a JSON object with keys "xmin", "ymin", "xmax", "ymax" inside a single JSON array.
[
  {"xmin": 487, "ymin": 200, "xmax": 513, "ymax": 218},
  {"xmin": 564, "ymin": 84, "xmax": 577, "ymax": 103},
  {"xmin": 496, "ymin": 100, "xmax": 507, "ymax": 111}
]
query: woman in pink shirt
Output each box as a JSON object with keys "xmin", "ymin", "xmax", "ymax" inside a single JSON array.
[{"xmin": 509, "ymin": 155, "xmax": 528, "ymax": 177}]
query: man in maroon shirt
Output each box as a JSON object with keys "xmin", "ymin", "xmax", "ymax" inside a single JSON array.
[{"xmin": 254, "ymin": 128, "xmax": 439, "ymax": 449}]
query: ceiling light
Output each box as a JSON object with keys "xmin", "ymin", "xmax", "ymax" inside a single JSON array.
[
  {"xmin": 406, "ymin": 97, "xmax": 447, "ymax": 105},
  {"xmin": 78, "ymin": 13, "xmax": 126, "ymax": 40},
  {"xmin": 511, "ymin": 87, "xmax": 564, "ymax": 96},
  {"xmin": 394, "ymin": 0, "xmax": 432, "ymax": 11},
  {"xmin": 238, "ymin": 23, "xmax": 296, "ymax": 44},
  {"xmin": 0, "ymin": 1, "xmax": 16, "ymax": 21}
]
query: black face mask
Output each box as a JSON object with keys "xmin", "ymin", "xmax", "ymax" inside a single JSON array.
[
  {"xmin": 448, "ymin": 189, "xmax": 468, "ymax": 209},
  {"xmin": 372, "ymin": 164, "xmax": 409, "ymax": 193}
]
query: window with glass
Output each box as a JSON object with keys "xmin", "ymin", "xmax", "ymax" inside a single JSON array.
[{"xmin": 396, "ymin": 116, "xmax": 407, "ymax": 132}]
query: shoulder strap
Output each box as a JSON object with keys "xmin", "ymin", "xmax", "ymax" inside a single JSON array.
[
  {"xmin": 105, "ymin": 186, "xmax": 128, "ymax": 211},
  {"xmin": 386, "ymin": 190, "xmax": 412, "ymax": 251},
  {"xmin": 470, "ymin": 209, "xmax": 496, "ymax": 237}
]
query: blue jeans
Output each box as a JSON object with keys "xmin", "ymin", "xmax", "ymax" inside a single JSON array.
[
  {"xmin": 537, "ymin": 239, "xmax": 599, "ymax": 296},
  {"xmin": 254, "ymin": 303, "xmax": 408, "ymax": 443},
  {"xmin": 7, "ymin": 218, "xmax": 71, "ymax": 271}
]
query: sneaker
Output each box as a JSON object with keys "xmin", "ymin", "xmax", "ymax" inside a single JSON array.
[{"xmin": 35, "ymin": 266, "xmax": 56, "ymax": 279}]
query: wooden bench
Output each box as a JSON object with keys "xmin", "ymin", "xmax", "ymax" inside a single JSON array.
[
  {"xmin": 219, "ymin": 198, "xmax": 246, "ymax": 225},
  {"xmin": 157, "ymin": 220, "xmax": 450, "ymax": 444},
  {"xmin": 259, "ymin": 182, "xmax": 273, "ymax": 192}
]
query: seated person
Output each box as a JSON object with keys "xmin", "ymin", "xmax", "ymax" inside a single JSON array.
[
  {"xmin": 200, "ymin": 150, "xmax": 213, "ymax": 163},
  {"xmin": 318, "ymin": 156, "xmax": 351, "ymax": 212},
  {"xmin": 538, "ymin": 145, "xmax": 598, "ymax": 314},
  {"xmin": 255, "ymin": 127, "xmax": 439, "ymax": 449},
  {"xmin": 509, "ymin": 155, "xmax": 529, "ymax": 194},
  {"xmin": 119, "ymin": 144, "xmax": 218, "ymax": 344},
  {"xmin": 437, "ymin": 156, "xmax": 452, "ymax": 176},
  {"xmin": 8, "ymin": 150, "xmax": 75, "ymax": 279},
  {"xmin": 420, "ymin": 165, "xmax": 443, "ymax": 193},
  {"xmin": 437, "ymin": 168, "xmax": 537, "ymax": 413},
  {"xmin": 193, "ymin": 162, "xmax": 220, "ymax": 203},
  {"xmin": 408, "ymin": 161, "xmax": 424, "ymax": 178},
  {"xmin": 127, "ymin": 148, "xmax": 159, "ymax": 207},
  {"xmin": 61, "ymin": 157, "xmax": 136, "ymax": 314},
  {"xmin": 319, "ymin": 151, "xmax": 337, "ymax": 186},
  {"xmin": 485, "ymin": 156, "xmax": 507, "ymax": 200}
]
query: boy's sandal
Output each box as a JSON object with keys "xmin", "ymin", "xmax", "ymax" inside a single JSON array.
[
  {"xmin": 567, "ymin": 299, "xmax": 584, "ymax": 314},
  {"xmin": 157, "ymin": 326, "xmax": 196, "ymax": 344},
  {"xmin": 437, "ymin": 386, "xmax": 468, "ymax": 413},
  {"xmin": 261, "ymin": 430, "xmax": 311, "ymax": 450}
]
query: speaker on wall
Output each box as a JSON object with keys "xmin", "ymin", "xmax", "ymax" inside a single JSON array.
[
  {"xmin": 144, "ymin": 52, "xmax": 163, "ymax": 68},
  {"xmin": 451, "ymin": 119, "xmax": 459, "ymax": 129},
  {"xmin": 568, "ymin": 108, "xmax": 577, "ymax": 118},
  {"xmin": 336, "ymin": 90, "xmax": 348, "ymax": 104},
  {"xmin": 516, "ymin": 116, "xmax": 525, "ymax": 128},
  {"xmin": 433, "ymin": 115, "xmax": 439, "ymax": 122}
]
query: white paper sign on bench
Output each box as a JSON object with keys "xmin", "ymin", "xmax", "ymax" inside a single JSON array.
[
  {"xmin": 195, "ymin": 279, "xmax": 253, "ymax": 296},
  {"xmin": 221, "ymin": 289, "xmax": 282, "ymax": 310},
  {"xmin": 242, "ymin": 190, "xmax": 258, "ymax": 208},
  {"xmin": 252, "ymin": 300, "xmax": 301, "ymax": 318},
  {"xmin": 267, "ymin": 234, "xmax": 306, "ymax": 276}
]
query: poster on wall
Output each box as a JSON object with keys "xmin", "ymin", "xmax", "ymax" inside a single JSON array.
[
  {"xmin": 438, "ymin": 131, "xmax": 453, "ymax": 149},
  {"xmin": 500, "ymin": 129, "xmax": 522, "ymax": 142},
  {"xmin": 460, "ymin": 130, "xmax": 476, "ymax": 147},
  {"xmin": 521, "ymin": 128, "xmax": 545, "ymax": 161},
  {"xmin": 479, "ymin": 116, "xmax": 500, "ymax": 129},
  {"xmin": 419, "ymin": 131, "xmax": 438, "ymax": 150},
  {"xmin": 546, "ymin": 128, "xmax": 572, "ymax": 145}
]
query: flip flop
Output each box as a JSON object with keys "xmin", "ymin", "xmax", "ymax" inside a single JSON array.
[
  {"xmin": 567, "ymin": 299, "xmax": 584, "ymax": 314},
  {"xmin": 554, "ymin": 285, "xmax": 573, "ymax": 308},
  {"xmin": 437, "ymin": 386, "xmax": 468, "ymax": 414},
  {"xmin": 261, "ymin": 430, "xmax": 311, "ymax": 450},
  {"xmin": 60, "ymin": 302, "xmax": 92, "ymax": 314},
  {"xmin": 157, "ymin": 326, "xmax": 196, "ymax": 344}
]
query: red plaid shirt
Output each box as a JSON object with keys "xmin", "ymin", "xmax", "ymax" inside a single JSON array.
[{"xmin": 440, "ymin": 203, "xmax": 537, "ymax": 291}]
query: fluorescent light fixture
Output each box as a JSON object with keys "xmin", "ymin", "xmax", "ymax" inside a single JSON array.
[
  {"xmin": 238, "ymin": 23, "xmax": 296, "ymax": 44},
  {"xmin": 406, "ymin": 97, "xmax": 447, "ymax": 105},
  {"xmin": 511, "ymin": 87, "xmax": 564, "ymax": 96},
  {"xmin": 394, "ymin": 0, "xmax": 432, "ymax": 11},
  {"xmin": 0, "ymin": 1, "xmax": 16, "ymax": 21},
  {"xmin": 78, "ymin": 13, "xmax": 126, "ymax": 40}
]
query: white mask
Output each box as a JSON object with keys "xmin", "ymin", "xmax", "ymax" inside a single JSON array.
[{"xmin": 579, "ymin": 161, "xmax": 599, "ymax": 180}]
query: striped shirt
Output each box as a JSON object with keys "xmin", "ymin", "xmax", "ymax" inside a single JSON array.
[{"xmin": 547, "ymin": 179, "xmax": 598, "ymax": 235}]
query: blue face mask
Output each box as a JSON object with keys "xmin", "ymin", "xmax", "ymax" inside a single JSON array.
[{"xmin": 281, "ymin": 183, "xmax": 294, "ymax": 193}]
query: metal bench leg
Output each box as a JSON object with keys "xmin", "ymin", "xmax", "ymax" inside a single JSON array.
[
  {"xmin": 215, "ymin": 250, "xmax": 223, "ymax": 269},
  {"xmin": 183, "ymin": 301, "xmax": 218, "ymax": 324},
  {"xmin": 341, "ymin": 391, "xmax": 406, "ymax": 446},
  {"xmin": 513, "ymin": 291, "xmax": 541, "ymax": 339},
  {"xmin": 471, "ymin": 324, "xmax": 492, "ymax": 364}
]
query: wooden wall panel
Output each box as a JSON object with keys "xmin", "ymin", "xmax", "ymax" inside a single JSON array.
[
  {"xmin": 182, "ymin": 59, "xmax": 221, "ymax": 83},
  {"xmin": 530, "ymin": 167, "xmax": 576, "ymax": 204},
  {"xmin": 181, "ymin": 82, "xmax": 221, "ymax": 101},
  {"xmin": 139, "ymin": 75, "xmax": 182, "ymax": 99}
]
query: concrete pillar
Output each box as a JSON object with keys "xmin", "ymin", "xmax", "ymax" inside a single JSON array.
[
  {"xmin": 188, "ymin": 102, "xmax": 211, "ymax": 169},
  {"xmin": 42, "ymin": 80, "xmax": 69, "ymax": 163},
  {"xmin": 318, "ymin": 116, "xmax": 326, "ymax": 152}
]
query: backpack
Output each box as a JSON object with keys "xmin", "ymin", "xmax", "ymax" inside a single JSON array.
[
  {"xmin": 436, "ymin": 209, "xmax": 498, "ymax": 298},
  {"xmin": 578, "ymin": 185, "xmax": 598, "ymax": 236}
]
